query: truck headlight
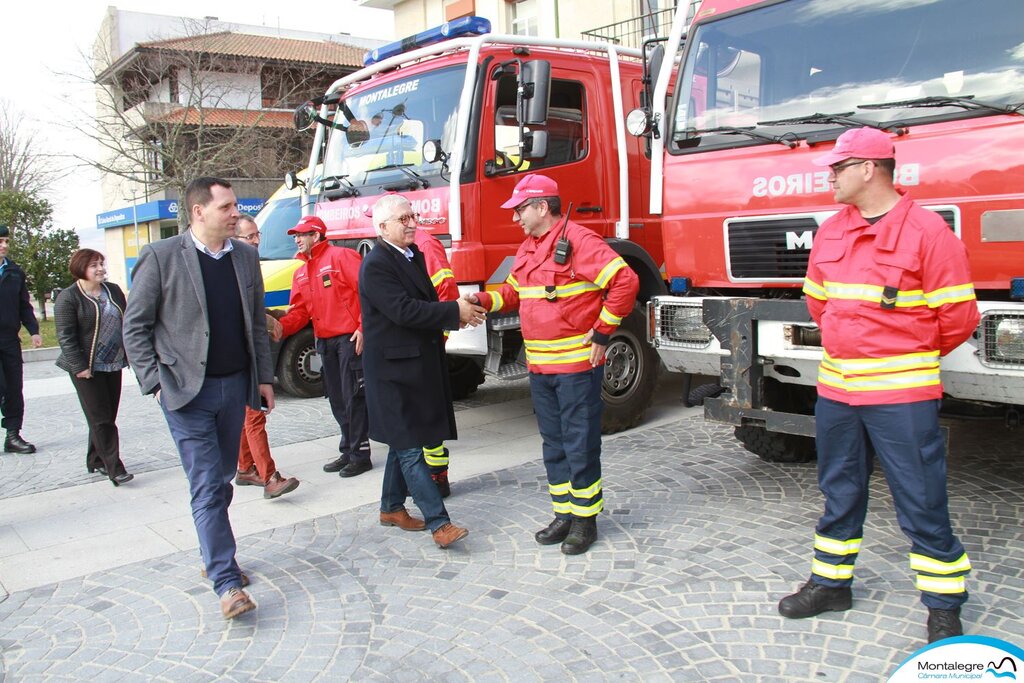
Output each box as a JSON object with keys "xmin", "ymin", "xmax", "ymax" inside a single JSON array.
[
  {"xmin": 656, "ymin": 303, "xmax": 712, "ymax": 348},
  {"xmin": 980, "ymin": 312, "xmax": 1024, "ymax": 368}
]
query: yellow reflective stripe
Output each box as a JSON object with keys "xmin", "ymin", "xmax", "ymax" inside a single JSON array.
[
  {"xmin": 814, "ymin": 534, "xmax": 862, "ymax": 556},
  {"xmin": 822, "ymin": 281, "xmax": 927, "ymax": 307},
  {"xmin": 803, "ymin": 278, "xmax": 827, "ymax": 301},
  {"xmin": 822, "ymin": 350, "xmax": 940, "ymax": 376},
  {"xmin": 489, "ymin": 292, "xmax": 505, "ymax": 312},
  {"xmin": 923, "ymin": 284, "xmax": 976, "ymax": 308},
  {"xmin": 594, "ymin": 257, "xmax": 627, "ymax": 288},
  {"xmin": 430, "ymin": 268, "xmax": 454, "ymax": 287},
  {"xmin": 524, "ymin": 333, "xmax": 588, "ymax": 352},
  {"xmin": 599, "ymin": 307, "xmax": 623, "ymax": 326},
  {"xmin": 518, "ymin": 282, "xmax": 602, "ymax": 299},
  {"xmin": 909, "ymin": 552, "xmax": 971, "ymax": 575},
  {"xmin": 812, "ymin": 559, "xmax": 854, "ymax": 580},
  {"xmin": 570, "ymin": 499, "xmax": 604, "ymax": 517},
  {"xmin": 526, "ymin": 347, "xmax": 592, "ymax": 365},
  {"xmin": 818, "ymin": 366, "xmax": 941, "ymax": 391},
  {"xmin": 548, "ymin": 481, "xmax": 570, "ymax": 496},
  {"xmin": 507, "ymin": 274, "xmax": 519, "ymax": 290},
  {"xmin": 423, "ymin": 445, "xmax": 447, "ymax": 467},
  {"xmin": 569, "ymin": 479, "xmax": 602, "ymax": 500},
  {"xmin": 552, "ymin": 501, "xmax": 572, "ymax": 514},
  {"xmin": 915, "ymin": 575, "xmax": 966, "ymax": 594}
]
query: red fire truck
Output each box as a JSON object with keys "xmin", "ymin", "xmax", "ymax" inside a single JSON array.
[
  {"xmin": 290, "ymin": 17, "xmax": 669, "ymax": 432},
  {"xmin": 635, "ymin": 0, "xmax": 1024, "ymax": 460}
]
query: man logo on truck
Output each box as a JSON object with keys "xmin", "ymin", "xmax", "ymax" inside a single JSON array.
[{"xmin": 785, "ymin": 230, "xmax": 814, "ymax": 251}]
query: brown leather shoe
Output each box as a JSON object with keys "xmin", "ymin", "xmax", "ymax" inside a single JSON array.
[
  {"xmin": 201, "ymin": 568, "xmax": 250, "ymax": 587},
  {"xmin": 432, "ymin": 523, "xmax": 468, "ymax": 548},
  {"xmin": 220, "ymin": 587, "xmax": 255, "ymax": 619},
  {"xmin": 235, "ymin": 467, "xmax": 264, "ymax": 487},
  {"xmin": 379, "ymin": 507, "xmax": 426, "ymax": 531},
  {"xmin": 263, "ymin": 472, "xmax": 299, "ymax": 499}
]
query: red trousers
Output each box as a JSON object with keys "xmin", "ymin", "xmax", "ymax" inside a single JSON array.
[{"xmin": 238, "ymin": 407, "xmax": 277, "ymax": 482}]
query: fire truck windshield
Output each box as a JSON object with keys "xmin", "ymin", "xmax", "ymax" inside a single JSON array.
[
  {"xmin": 672, "ymin": 0, "xmax": 1024, "ymax": 148},
  {"xmin": 318, "ymin": 66, "xmax": 464, "ymax": 192}
]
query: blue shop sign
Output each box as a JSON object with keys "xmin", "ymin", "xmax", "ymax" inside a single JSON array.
[{"xmin": 96, "ymin": 198, "xmax": 265, "ymax": 229}]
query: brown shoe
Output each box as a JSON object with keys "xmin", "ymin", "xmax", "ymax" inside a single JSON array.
[
  {"xmin": 220, "ymin": 587, "xmax": 255, "ymax": 619},
  {"xmin": 379, "ymin": 507, "xmax": 426, "ymax": 531},
  {"xmin": 263, "ymin": 472, "xmax": 300, "ymax": 499},
  {"xmin": 432, "ymin": 523, "xmax": 468, "ymax": 548},
  {"xmin": 235, "ymin": 467, "xmax": 264, "ymax": 487},
  {"xmin": 201, "ymin": 568, "xmax": 250, "ymax": 587}
]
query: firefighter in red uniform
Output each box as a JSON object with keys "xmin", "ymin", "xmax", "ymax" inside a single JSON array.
[
  {"xmin": 279, "ymin": 215, "xmax": 372, "ymax": 478},
  {"xmin": 414, "ymin": 228, "xmax": 458, "ymax": 498},
  {"xmin": 778, "ymin": 128, "xmax": 980, "ymax": 644},
  {"xmin": 468, "ymin": 174, "xmax": 639, "ymax": 555}
]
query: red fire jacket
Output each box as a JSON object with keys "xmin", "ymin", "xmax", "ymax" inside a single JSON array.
[
  {"xmin": 803, "ymin": 191, "xmax": 979, "ymax": 405},
  {"xmin": 476, "ymin": 219, "xmax": 639, "ymax": 375},
  {"xmin": 280, "ymin": 240, "xmax": 362, "ymax": 339},
  {"xmin": 415, "ymin": 230, "xmax": 458, "ymax": 302}
]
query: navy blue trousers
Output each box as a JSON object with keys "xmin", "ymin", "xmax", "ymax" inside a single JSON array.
[
  {"xmin": 529, "ymin": 367, "xmax": 604, "ymax": 519},
  {"xmin": 318, "ymin": 334, "xmax": 371, "ymax": 464},
  {"xmin": 812, "ymin": 396, "xmax": 970, "ymax": 609},
  {"xmin": 162, "ymin": 372, "xmax": 247, "ymax": 597}
]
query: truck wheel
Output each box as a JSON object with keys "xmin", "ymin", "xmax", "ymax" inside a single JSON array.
[
  {"xmin": 448, "ymin": 355, "xmax": 485, "ymax": 400},
  {"xmin": 276, "ymin": 327, "xmax": 323, "ymax": 398},
  {"xmin": 733, "ymin": 425, "xmax": 816, "ymax": 464},
  {"xmin": 601, "ymin": 305, "xmax": 659, "ymax": 434},
  {"xmin": 687, "ymin": 382, "xmax": 724, "ymax": 407}
]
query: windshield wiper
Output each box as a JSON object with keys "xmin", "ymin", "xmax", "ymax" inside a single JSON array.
[
  {"xmin": 859, "ymin": 95, "xmax": 1024, "ymax": 116},
  {"xmin": 318, "ymin": 174, "xmax": 359, "ymax": 199},
  {"xmin": 758, "ymin": 112, "xmax": 907, "ymax": 134},
  {"xmin": 680, "ymin": 126, "xmax": 798, "ymax": 149},
  {"xmin": 362, "ymin": 163, "xmax": 430, "ymax": 189}
]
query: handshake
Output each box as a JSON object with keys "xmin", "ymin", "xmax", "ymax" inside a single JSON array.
[{"xmin": 457, "ymin": 293, "xmax": 487, "ymax": 328}]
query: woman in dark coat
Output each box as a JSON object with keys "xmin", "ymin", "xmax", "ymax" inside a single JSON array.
[{"xmin": 54, "ymin": 249, "xmax": 132, "ymax": 485}]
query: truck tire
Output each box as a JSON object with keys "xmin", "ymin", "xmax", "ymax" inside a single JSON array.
[
  {"xmin": 276, "ymin": 327, "xmax": 323, "ymax": 398},
  {"xmin": 448, "ymin": 355, "xmax": 485, "ymax": 400},
  {"xmin": 733, "ymin": 425, "xmax": 816, "ymax": 464},
  {"xmin": 601, "ymin": 305, "xmax": 659, "ymax": 434},
  {"xmin": 687, "ymin": 382, "xmax": 724, "ymax": 407}
]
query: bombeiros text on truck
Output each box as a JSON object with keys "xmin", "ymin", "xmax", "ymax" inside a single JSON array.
[
  {"xmin": 629, "ymin": 0, "xmax": 1024, "ymax": 461},
  {"xmin": 285, "ymin": 16, "xmax": 676, "ymax": 432}
]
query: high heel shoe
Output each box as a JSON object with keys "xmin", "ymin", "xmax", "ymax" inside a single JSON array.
[{"xmin": 111, "ymin": 472, "xmax": 134, "ymax": 487}]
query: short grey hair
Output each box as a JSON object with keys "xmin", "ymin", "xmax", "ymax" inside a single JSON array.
[
  {"xmin": 236, "ymin": 213, "xmax": 257, "ymax": 235},
  {"xmin": 372, "ymin": 194, "xmax": 411, "ymax": 236}
]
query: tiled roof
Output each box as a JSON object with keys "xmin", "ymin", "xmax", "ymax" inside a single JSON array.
[
  {"xmin": 138, "ymin": 31, "xmax": 365, "ymax": 67},
  {"xmin": 149, "ymin": 108, "xmax": 295, "ymax": 129}
]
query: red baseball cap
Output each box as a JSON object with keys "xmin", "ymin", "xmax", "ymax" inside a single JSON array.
[
  {"xmin": 812, "ymin": 127, "xmax": 895, "ymax": 167},
  {"xmin": 287, "ymin": 215, "xmax": 327, "ymax": 236},
  {"xmin": 500, "ymin": 173, "xmax": 560, "ymax": 209}
]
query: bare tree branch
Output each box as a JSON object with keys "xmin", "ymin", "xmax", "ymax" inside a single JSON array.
[{"xmin": 0, "ymin": 100, "xmax": 61, "ymax": 195}]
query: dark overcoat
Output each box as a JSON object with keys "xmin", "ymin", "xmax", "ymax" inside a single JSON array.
[{"xmin": 358, "ymin": 239, "xmax": 460, "ymax": 449}]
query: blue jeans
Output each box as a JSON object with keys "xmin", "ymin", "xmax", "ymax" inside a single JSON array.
[
  {"xmin": 380, "ymin": 446, "xmax": 449, "ymax": 532},
  {"xmin": 162, "ymin": 372, "xmax": 247, "ymax": 596},
  {"xmin": 813, "ymin": 396, "xmax": 969, "ymax": 609},
  {"xmin": 529, "ymin": 368, "xmax": 604, "ymax": 518}
]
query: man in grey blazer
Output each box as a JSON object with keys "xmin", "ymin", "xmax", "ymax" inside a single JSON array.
[{"xmin": 123, "ymin": 177, "xmax": 275, "ymax": 620}]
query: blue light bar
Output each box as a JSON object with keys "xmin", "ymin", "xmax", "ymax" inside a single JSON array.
[
  {"xmin": 364, "ymin": 16, "xmax": 491, "ymax": 66},
  {"xmin": 669, "ymin": 277, "xmax": 691, "ymax": 294}
]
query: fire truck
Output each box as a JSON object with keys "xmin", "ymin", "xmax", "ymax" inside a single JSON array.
[
  {"xmin": 634, "ymin": 0, "xmax": 1024, "ymax": 460},
  {"xmin": 289, "ymin": 17, "xmax": 670, "ymax": 432}
]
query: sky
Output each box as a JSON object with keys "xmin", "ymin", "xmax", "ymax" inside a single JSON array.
[{"xmin": 2, "ymin": 1, "xmax": 394, "ymax": 251}]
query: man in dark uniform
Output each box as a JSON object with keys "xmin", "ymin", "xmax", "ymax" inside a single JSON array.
[{"xmin": 0, "ymin": 224, "xmax": 42, "ymax": 454}]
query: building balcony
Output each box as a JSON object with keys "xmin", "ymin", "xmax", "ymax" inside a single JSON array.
[{"xmin": 580, "ymin": 3, "xmax": 699, "ymax": 51}]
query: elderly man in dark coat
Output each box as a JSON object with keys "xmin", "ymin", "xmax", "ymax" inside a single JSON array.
[{"xmin": 359, "ymin": 194, "xmax": 486, "ymax": 549}]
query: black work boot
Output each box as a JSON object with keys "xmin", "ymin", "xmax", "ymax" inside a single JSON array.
[
  {"xmin": 778, "ymin": 579, "xmax": 852, "ymax": 619},
  {"xmin": 4, "ymin": 430, "xmax": 36, "ymax": 454},
  {"xmin": 534, "ymin": 517, "xmax": 572, "ymax": 545},
  {"xmin": 431, "ymin": 469, "xmax": 451, "ymax": 498},
  {"xmin": 560, "ymin": 516, "xmax": 598, "ymax": 555},
  {"xmin": 927, "ymin": 607, "xmax": 963, "ymax": 643}
]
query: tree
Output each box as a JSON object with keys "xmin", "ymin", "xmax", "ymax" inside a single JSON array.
[
  {"xmin": 0, "ymin": 190, "xmax": 79, "ymax": 321},
  {"xmin": 0, "ymin": 100, "xmax": 60, "ymax": 195},
  {"xmin": 76, "ymin": 19, "xmax": 352, "ymax": 231}
]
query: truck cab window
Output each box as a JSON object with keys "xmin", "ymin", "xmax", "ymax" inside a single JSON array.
[{"xmin": 493, "ymin": 75, "xmax": 586, "ymax": 171}]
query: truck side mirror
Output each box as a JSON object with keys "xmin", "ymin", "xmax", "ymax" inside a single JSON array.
[
  {"xmin": 293, "ymin": 102, "xmax": 318, "ymax": 131},
  {"xmin": 521, "ymin": 60, "xmax": 551, "ymax": 125},
  {"xmin": 524, "ymin": 130, "xmax": 548, "ymax": 159},
  {"xmin": 626, "ymin": 108, "xmax": 654, "ymax": 137}
]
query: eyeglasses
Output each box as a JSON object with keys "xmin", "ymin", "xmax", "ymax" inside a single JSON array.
[
  {"xmin": 238, "ymin": 231, "xmax": 261, "ymax": 242},
  {"xmin": 512, "ymin": 200, "xmax": 541, "ymax": 217},
  {"xmin": 387, "ymin": 213, "xmax": 420, "ymax": 225},
  {"xmin": 829, "ymin": 159, "xmax": 869, "ymax": 176}
]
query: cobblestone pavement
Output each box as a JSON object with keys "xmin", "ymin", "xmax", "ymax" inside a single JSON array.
[{"xmin": 1, "ymin": 373, "xmax": 1021, "ymax": 681}]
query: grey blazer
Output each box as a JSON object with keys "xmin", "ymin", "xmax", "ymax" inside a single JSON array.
[{"xmin": 122, "ymin": 230, "xmax": 273, "ymax": 411}]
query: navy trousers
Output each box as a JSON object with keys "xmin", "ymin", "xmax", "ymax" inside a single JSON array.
[
  {"xmin": 381, "ymin": 446, "xmax": 450, "ymax": 532},
  {"xmin": 812, "ymin": 396, "xmax": 970, "ymax": 609},
  {"xmin": 0, "ymin": 337, "xmax": 26, "ymax": 431},
  {"xmin": 529, "ymin": 367, "xmax": 604, "ymax": 519},
  {"xmin": 162, "ymin": 372, "xmax": 248, "ymax": 597},
  {"xmin": 318, "ymin": 334, "xmax": 371, "ymax": 464}
]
